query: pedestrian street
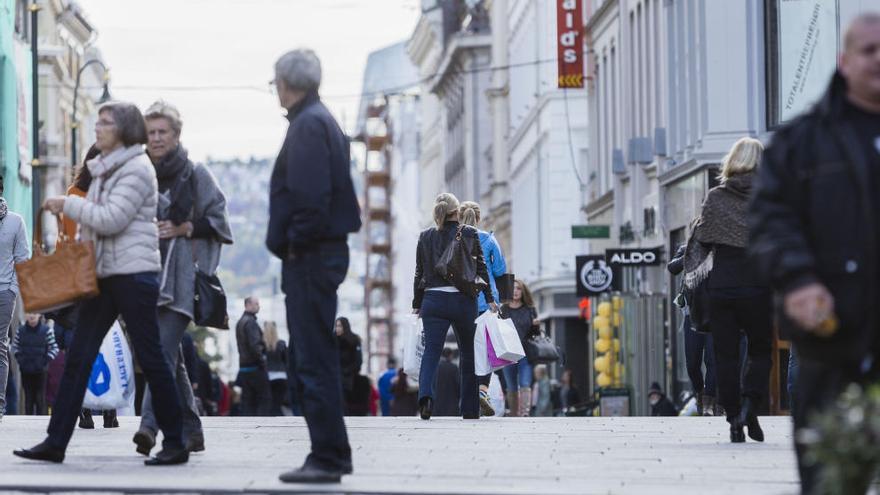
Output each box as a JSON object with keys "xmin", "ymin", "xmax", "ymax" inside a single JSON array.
[{"xmin": 1, "ymin": 415, "xmax": 803, "ymax": 494}]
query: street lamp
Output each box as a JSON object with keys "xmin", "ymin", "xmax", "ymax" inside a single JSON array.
[{"xmin": 71, "ymin": 60, "xmax": 112, "ymax": 168}]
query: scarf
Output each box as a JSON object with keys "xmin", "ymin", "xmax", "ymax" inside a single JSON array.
[
  {"xmin": 0, "ymin": 198, "xmax": 7, "ymax": 221},
  {"xmin": 152, "ymin": 145, "xmax": 194, "ymax": 226}
]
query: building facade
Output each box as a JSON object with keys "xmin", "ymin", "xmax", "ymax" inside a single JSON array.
[{"xmin": 585, "ymin": 0, "xmax": 876, "ymax": 413}]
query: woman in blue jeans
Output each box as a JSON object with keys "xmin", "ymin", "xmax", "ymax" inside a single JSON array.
[
  {"xmin": 412, "ymin": 193, "xmax": 497, "ymax": 420},
  {"xmin": 14, "ymin": 102, "xmax": 186, "ymax": 466},
  {"xmin": 501, "ymin": 280, "xmax": 540, "ymax": 416}
]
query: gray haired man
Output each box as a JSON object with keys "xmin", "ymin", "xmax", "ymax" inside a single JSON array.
[
  {"xmin": 0, "ymin": 178, "xmax": 31, "ymax": 420},
  {"xmin": 267, "ymin": 48, "xmax": 361, "ymax": 483}
]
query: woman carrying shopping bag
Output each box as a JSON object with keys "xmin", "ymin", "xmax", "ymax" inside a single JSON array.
[
  {"xmin": 458, "ymin": 201, "xmax": 508, "ymax": 417},
  {"xmin": 411, "ymin": 193, "xmax": 497, "ymax": 420},
  {"xmin": 500, "ymin": 280, "xmax": 541, "ymax": 416},
  {"xmin": 14, "ymin": 102, "xmax": 188, "ymax": 466}
]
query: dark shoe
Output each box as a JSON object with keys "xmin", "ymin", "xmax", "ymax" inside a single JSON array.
[
  {"xmin": 418, "ymin": 397, "xmax": 433, "ymax": 420},
  {"xmin": 186, "ymin": 431, "xmax": 205, "ymax": 453},
  {"xmin": 740, "ymin": 398, "xmax": 764, "ymax": 442},
  {"xmin": 462, "ymin": 413, "xmax": 479, "ymax": 420},
  {"xmin": 702, "ymin": 395, "xmax": 716, "ymax": 417},
  {"xmin": 144, "ymin": 448, "xmax": 189, "ymax": 466},
  {"xmin": 279, "ymin": 465, "xmax": 343, "ymax": 483},
  {"xmin": 78, "ymin": 409, "xmax": 94, "ymax": 429},
  {"xmin": 103, "ymin": 410, "xmax": 119, "ymax": 428},
  {"xmin": 729, "ymin": 417, "xmax": 745, "ymax": 443},
  {"xmin": 695, "ymin": 392, "xmax": 704, "ymax": 416},
  {"xmin": 13, "ymin": 441, "xmax": 65, "ymax": 463},
  {"xmin": 133, "ymin": 429, "xmax": 156, "ymax": 456}
]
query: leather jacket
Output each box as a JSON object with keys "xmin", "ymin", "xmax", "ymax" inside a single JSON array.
[{"xmin": 412, "ymin": 221, "xmax": 493, "ymax": 309}]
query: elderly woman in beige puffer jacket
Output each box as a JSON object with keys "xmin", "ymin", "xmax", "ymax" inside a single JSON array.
[{"xmin": 13, "ymin": 102, "xmax": 188, "ymax": 467}]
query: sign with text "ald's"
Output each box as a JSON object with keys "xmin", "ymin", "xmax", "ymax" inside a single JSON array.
[{"xmin": 557, "ymin": 0, "xmax": 584, "ymax": 88}]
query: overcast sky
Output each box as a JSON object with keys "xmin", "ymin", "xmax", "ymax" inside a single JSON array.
[{"xmin": 76, "ymin": 0, "xmax": 421, "ymax": 162}]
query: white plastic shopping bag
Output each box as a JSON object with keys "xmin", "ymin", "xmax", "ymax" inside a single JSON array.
[
  {"xmin": 476, "ymin": 311, "xmax": 526, "ymax": 363},
  {"xmin": 488, "ymin": 372, "xmax": 505, "ymax": 417},
  {"xmin": 474, "ymin": 311, "xmax": 514, "ymax": 375},
  {"xmin": 82, "ymin": 321, "xmax": 135, "ymax": 410},
  {"xmin": 402, "ymin": 315, "xmax": 425, "ymax": 381}
]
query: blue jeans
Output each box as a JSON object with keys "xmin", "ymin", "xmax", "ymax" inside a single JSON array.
[
  {"xmin": 683, "ymin": 315, "xmax": 717, "ymax": 397},
  {"xmin": 47, "ymin": 273, "xmax": 183, "ymax": 451},
  {"xmin": 282, "ymin": 244, "xmax": 351, "ymax": 471},
  {"xmin": 418, "ymin": 291, "xmax": 478, "ymax": 417},
  {"xmin": 502, "ymin": 357, "xmax": 533, "ymax": 391}
]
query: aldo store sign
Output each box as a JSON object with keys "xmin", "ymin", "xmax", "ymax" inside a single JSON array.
[{"xmin": 606, "ymin": 248, "xmax": 662, "ymax": 266}]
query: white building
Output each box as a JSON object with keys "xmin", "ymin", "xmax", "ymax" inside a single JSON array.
[{"xmin": 585, "ymin": 0, "xmax": 875, "ymax": 413}]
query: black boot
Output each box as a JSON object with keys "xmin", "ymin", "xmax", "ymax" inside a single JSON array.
[
  {"xmin": 13, "ymin": 441, "xmax": 65, "ymax": 463},
  {"xmin": 728, "ymin": 415, "xmax": 746, "ymax": 443},
  {"xmin": 78, "ymin": 409, "xmax": 94, "ymax": 429},
  {"xmin": 740, "ymin": 397, "xmax": 764, "ymax": 442},
  {"xmin": 695, "ymin": 392, "xmax": 704, "ymax": 416},
  {"xmin": 144, "ymin": 447, "xmax": 189, "ymax": 466},
  {"xmin": 103, "ymin": 410, "xmax": 119, "ymax": 428},
  {"xmin": 418, "ymin": 397, "xmax": 433, "ymax": 420}
]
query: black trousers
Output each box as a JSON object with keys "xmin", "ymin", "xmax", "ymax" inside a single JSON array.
[
  {"xmin": 793, "ymin": 354, "xmax": 879, "ymax": 494},
  {"xmin": 21, "ymin": 371, "xmax": 47, "ymax": 415},
  {"xmin": 282, "ymin": 245, "xmax": 352, "ymax": 472},
  {"xmin": 270, "ymin": 378, "xmax": 288, "ymax": 416},
  {"xmin": 238, "ymin": 369, "xmax": 271, "ymax": 416},
  {"xmin": 47, "ymin": 273, "xmax": 183, "ymax": 451},
  {"xmin": 709, "ymin": 291, "xmax": 773, "ymax": 419}
]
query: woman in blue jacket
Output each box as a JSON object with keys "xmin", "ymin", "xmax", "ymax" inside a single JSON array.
[{"xmin": 459, "ymin": 201, "xmax": 508, "ymax": 416}]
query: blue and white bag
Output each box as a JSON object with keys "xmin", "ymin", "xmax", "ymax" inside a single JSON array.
[{"xmin": 82, "ymin": 321, "xmax": 135, "ymax": 411}]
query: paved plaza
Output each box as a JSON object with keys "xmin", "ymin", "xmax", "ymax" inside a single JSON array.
[{"xmin": 0, "ymin": 415, "xmax": 804, "ymax": 494}]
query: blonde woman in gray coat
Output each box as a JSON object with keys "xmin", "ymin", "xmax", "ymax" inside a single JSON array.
[{"xmin": 14, "ymin": 102, "xmax": 188, "ymax": 466}]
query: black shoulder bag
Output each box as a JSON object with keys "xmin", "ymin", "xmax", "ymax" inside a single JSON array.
[
  {"xmin": 523, "ymin": 308, "xmax": 561, "ymax": 364},
  {"xmin": 434, "ymin": 225, "xmax": 488, "ymax": 298}
]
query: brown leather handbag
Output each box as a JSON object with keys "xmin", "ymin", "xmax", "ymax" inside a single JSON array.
[{"xmin": 15, "ymin": 209, "xmax": 100, "ymax": 313}]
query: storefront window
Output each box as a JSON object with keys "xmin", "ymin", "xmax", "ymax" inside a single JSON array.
[{"xmin": 765, "ymin": 0, "xmax": 839, "ymax": 127}]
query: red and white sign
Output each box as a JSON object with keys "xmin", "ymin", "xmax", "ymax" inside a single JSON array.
[{"xmin": 557, "ymin": 0, "xmax": 584, "ymax": 88}]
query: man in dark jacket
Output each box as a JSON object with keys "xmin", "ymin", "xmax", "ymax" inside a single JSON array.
[
  {"xmin": 266, "ymin": 48, "xmax": 361, "ymax": 484},
  {"xmin": 749, "ymin": 13, "xmax": 880, "ymax": 494},
  {"xmin": 235, "ymin": 297, "xmax": 269, "ymax": 416},
  {"xmin": 433, "ymin": 348, "xmax": 461, "ymax": 416}
]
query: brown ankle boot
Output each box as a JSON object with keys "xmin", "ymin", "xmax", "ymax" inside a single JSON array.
[
  {"xmin": 505, "ymin": 392, "xmax": 519, "ymax": 417},
  {"xmin": 518, "ymin": 388, "xmax": 532, "ymax": 417}
]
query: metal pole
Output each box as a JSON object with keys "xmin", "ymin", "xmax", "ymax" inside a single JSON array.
[
  {"xmin": 71, "ymin": 59, "xmax": 109, "ymax": 169},
  {"xmin": 29, "ymin": 2, "xmax": 40, "ymax": 233}
]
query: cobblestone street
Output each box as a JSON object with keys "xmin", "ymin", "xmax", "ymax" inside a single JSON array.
[{"xmin": 1, "ymin": 415, "xmax": 801, "ymax": 494}]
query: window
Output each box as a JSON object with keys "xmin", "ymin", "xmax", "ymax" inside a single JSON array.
[{"xmin": 14, "ymin": 0, "xmax": 29, "ymax": 40}]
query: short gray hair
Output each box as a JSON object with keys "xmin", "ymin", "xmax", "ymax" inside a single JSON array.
[
  {"xmin": 144, "ymin": 100, "xmax": 183, "ymax": 136},
  {"xmin": 274, "ymin": 48, "xmax": 322, "ymax": 92}
]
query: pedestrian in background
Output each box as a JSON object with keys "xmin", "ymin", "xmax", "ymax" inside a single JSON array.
[
  {"xmin": 688, "ymin": 136, "xmax": 772, "ymax": 444},
  {"xmin": 335, "ymin": 317, "xmax": 363, "ymax": 408},
  {"xmin": 390, "ymin": 369, "xmax": 418, "ymax": 417},
  {"xmin": 377, "ymin": 358, "xmax": 397, "ymax": 416},
  {"xmin": 668, "ymin": 243, "xmax": 717, "ymax": 415},
  {"xmin": 235, "ymin": 296, "xmax": 270, "ymax": 416},
  {"xmin": 263, "ymin": 321, "xmax": 289, "ymax": 416},
  {"xmin": 433, "ymin": 348, "xmax": 461, "ymax": 416},
  {"xmin": 500, "ymin": 280, "xmax": 540, "ymax": 417},
  {"xmin": 750, "ymin": 13, "xmax": 880, "ymax": 493},
  {"xmin": 648, "ymin": 382, "xmax": 677, "ymax": 417},
  {"xmin": 12, "ymin": 314, "xmax": 58, "ymax": 415},
  {"xmin": 532, "ymin": 365, "xmax": 551, "ymax": 417},
  {"xmin": 18, "ymin": 101, "xmax": 187, "ymax": 465},
  {"xmin": 458, "ymin": 200, "xmax": 507, "ymax": 417},
  {"xmin": 133, "ymin": 100, "xmax": 232, "ymax": 457},
  {"xmin": 558, "ymin": 369, "xmax": 582, "ymax": 415},
  {"xmin": 267, "ymin": 48, "xmax": 361, "ymax": 483},
  {"xmin": 0, "ymin": 174, "xmax": 30, "ymax": 422},
  {"xmin": 412, "ymin": 193, "xmax": 497, "ymax": 421}
]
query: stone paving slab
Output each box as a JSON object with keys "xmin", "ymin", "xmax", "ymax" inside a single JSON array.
[{"xmin": 0, "ymin": 415, "xmax": 804, "ymax": 494}]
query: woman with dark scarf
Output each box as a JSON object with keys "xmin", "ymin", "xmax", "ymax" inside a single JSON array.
[
  {"xmin": 132, "ymin": 101, "xmax": 232, "ymax": 457},
  {"xmin": 683, "ymin": 137, "xmax": 772, "ymax": 443}
]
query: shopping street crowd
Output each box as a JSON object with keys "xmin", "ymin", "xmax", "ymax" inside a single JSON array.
[{"xmin": 0, "ymin": 12, "xmax": 876, "ymax": 494}]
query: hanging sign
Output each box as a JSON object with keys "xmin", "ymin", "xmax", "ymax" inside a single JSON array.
[
  {"xmin": 576, "ymin": 255, "xmax": 615, "ymax": 296},
  {"xmin": 557, "ymin": 0, "xmax": 584, "ymax": 88}
]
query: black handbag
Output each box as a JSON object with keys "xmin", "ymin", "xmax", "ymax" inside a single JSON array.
[
  {"xmin": 434, "ymin": 225, "xmax": 488, "ymax": 298},
  {"xmin": 522, "ymin": 308, "xmax": 560, "ymax": 364},
  {"xmin": 194, "ymin": 270, "xmax": 229, "ymax": 329}
]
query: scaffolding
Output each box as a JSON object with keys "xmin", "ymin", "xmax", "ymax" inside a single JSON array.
[{"xmin": 362, "ymin": 100, "xmax": 394, "ymax": 374}]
